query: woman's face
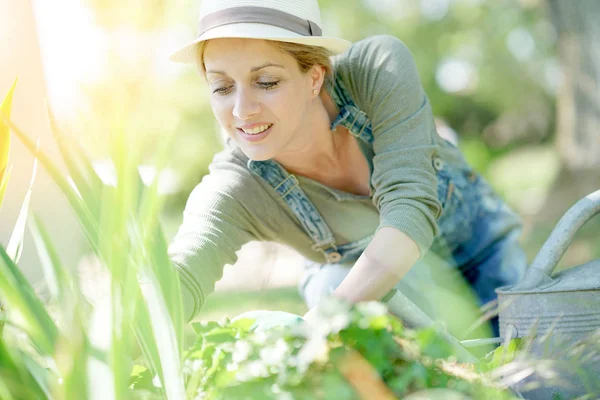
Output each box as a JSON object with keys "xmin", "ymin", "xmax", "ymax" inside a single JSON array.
[{"xmin": 203, "ymin": 38, "xmax": 322, "ymax": 161}]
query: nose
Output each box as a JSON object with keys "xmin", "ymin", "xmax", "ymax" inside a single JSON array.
[{"xmin": 232, "ymin": 88, "xmax": 260, "ymax": 120}]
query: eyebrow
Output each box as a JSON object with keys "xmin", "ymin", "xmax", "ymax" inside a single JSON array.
[{"xmin": 206, "ymin": 63, "xmax": 285, "ymax": 75}]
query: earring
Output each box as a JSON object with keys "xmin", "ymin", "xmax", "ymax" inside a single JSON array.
[{"xmin": 313, "ymin": 89, "xmax": 319, "ymax": 95}]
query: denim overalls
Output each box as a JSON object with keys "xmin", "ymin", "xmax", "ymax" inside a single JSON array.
[{"xmin": 247, "ymin": 74, "xmax": 527, "ymax": 335}]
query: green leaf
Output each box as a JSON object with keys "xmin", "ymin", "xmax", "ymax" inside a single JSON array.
[
  {"xmin": 134, "ymin": 295, "xmax": 164, "ymax": 383},
  {"xmin": 191, "ymin": 321, "xmax": 222, "ymax": 336},
  {"xmin": 0, "ymin": 244, "xmax": 58, "ymax": 355},
  {"xmin": 28, "ymin": 215, "xmax": 72, "ymax": 306},
  {"xmin": 0, "ymin": 338, "xmax": 49, "ymax": 400},
  {"xmin": 0, "ymin": 165, "xmax": 12, "ymax": 210},
  {"xmin": 137, "ymin": 268, "xmax": 185, "ymax": 400},
  {"xmin": 415, "ymin": 327, "xmax": 454, "ymax": 360},
  {"xmin": 46, "ymin": 103, "xmax": 103, "ymax": 218},
  {"xmin": 129, "ymin": 365, "xmax": 156, "ymax": 392},
  {"xmin": 21, "ymin": 350, "xmax": 55, "ymax": 399},
  {"xmin": 6, "ymin": 142, "xmax": 38, "ymax": 263},
  {"xmin": 55, "ymin": 322, "xmax": 90, "ymax": 400},
  {"xmin": 144, "ymin": 226, "xmax": 184, "ymax": 355},
  {"xmin": 0, "ymin": 78, "xmax": 17, "ymax": 188}
]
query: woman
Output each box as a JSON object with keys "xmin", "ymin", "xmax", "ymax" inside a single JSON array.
[{"xmin": 168, "ymin": 0, "xmax": 526, "ymax": 335}]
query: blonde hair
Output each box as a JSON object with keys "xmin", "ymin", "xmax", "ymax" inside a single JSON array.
[{"xmin": 196, "ymin": 39, "xmax": 334, "ymax": 82}]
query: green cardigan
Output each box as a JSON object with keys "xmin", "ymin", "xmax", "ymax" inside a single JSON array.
[{"xmin": 169, "ymin": 35, "xmax": 469, "ymax": 321}]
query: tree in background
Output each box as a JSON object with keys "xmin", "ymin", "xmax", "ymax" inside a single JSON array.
[{"xmin": 543, "ymin": 0, "xmax": 600, "ymax": 219}]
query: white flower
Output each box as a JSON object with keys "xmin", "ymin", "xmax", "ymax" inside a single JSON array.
[
  {"xmin": 356, "ymin": 301, "xmax": 388, "ymax": 328},
  {"xmin": 246, "ymin": 360, "xmax": 269, "ymax": 378},
  {"xmin": 226, "ymin": 361, "xmax": 239, "ymax": 371},
  {"xmin": 318, "ymin": 296, "xmax": 352, "ymax": 317},
  {"xmin": 236, "ymin": 359, "xmax": 270, "ymax": 382},
  {"xmin": 259, "ymin": 339, "xmax": 290, "ymax": 366},
  {"xmin": 356, "ymin": 301, "xmax": 388, "ymax": 318},
  {"xmin": 328, "ymin": 312, "xmax": 351, "ymax": 333},
  {"xmin": 191, "ymin": 359, "xmax": 203, "ymax": 372},
  {"xmin": 252, "ymin": 330, "xmax": 268, "ymax": 345},
  {"xmin": 232, "ymin": 340, "xmax": 252, "ymax": 363},
  {"xmin": 152, "ymin": 375, "xmax": 162, "ymax": 388},
  {"xmin": 296, "ymin": 338, "xmax": 329, "ymax": 373}
]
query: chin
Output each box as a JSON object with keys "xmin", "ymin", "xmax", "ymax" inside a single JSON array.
[{"xmin": 239, "ymin": 147, "xmax": 275, "ymax": 162}]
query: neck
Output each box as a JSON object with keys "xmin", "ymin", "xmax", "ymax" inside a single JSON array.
[{"xmin": 274, "ymin": 90, "xmax": 344, "ymax": 178}]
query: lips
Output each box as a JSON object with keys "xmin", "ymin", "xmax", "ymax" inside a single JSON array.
[
  {"xmin": 236, "ymin": 123, "xmax": 273, "ymax": 143},
  {"xmin": 239, "ymin": 123, "xmax": 273, "ymax": 135}
]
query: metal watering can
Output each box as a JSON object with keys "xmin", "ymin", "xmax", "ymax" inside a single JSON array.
[
  {"xmin": 386, "ymin": 189, "xmax": 600, "ymax": 397},
  {"xmin": 496, "ymin": 189, "xmax": 600, "ymax": 340},
  {"xmin": 495, "ymin": 189, "xmax": 600, "ymax": 398}
]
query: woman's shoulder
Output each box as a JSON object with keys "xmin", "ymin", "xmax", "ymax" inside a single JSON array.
[
  {"xmin": 331, "ymin": 34, "xmax": 422, "ymax": 114},
  {"xmin": 334, "ymin": 34, "xmax": 414, "ymax": 71}
]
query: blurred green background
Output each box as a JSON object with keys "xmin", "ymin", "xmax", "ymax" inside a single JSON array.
[{"xmin": 1, "ymin": 0, "xmax": 598, "ymax": 321}]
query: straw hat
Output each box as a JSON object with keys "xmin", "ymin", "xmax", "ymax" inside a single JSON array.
[{"xmin": 169, "ymin": 0, "xmax": 352, "ymax": 63}]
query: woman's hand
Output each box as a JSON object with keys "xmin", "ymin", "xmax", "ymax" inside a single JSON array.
[{"xmin": 302, "ymin": 307, "xmax": 320, "ymax": 324}]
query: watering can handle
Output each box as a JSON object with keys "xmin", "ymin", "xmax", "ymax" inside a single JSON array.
[
  {"xmin": 385, "ymin": 289, "xmax": 477, "ymax": 362},
  {"xmin": 514, "ymin": 189, "xmax": 600, "ymax": 291}
]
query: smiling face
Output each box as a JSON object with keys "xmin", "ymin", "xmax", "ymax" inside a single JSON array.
[{"xmin": 203, "ymin": 38, "xmax": 325, "ymax": 161}]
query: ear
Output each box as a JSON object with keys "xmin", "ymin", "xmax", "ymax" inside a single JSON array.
[{"xmin": 309, "ymin": 64, "xmax": 327, "ymax": 95}]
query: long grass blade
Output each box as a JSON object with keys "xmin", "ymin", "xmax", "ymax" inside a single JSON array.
[
  {"xmin": 138, "ymin": 268, "xmax": 185, "ymax": 400},
  {"xmin": 21, "ymin": 349, "xmax": 56, "ymax": 399},
  {"xmin": 133, "ymin": 291, "xmax": 163, "ymax": 384},
  {"xmin": 0, "ymin": 116, "xmax": 100, "ymax": 252},
  {"xmin": 28, "ymin": 215, "xmax": 71, "ymax": 306},
  {"xmin": 0, "ymin": 338, "xmax": 50, "ymax": 400},
  {"xmin": 0, "ymin": 245, "xmax": 58, "ymax": 355},
  {"xmin": 136, "ymin": 127, "xmax": 184, "ymax": 354},
  {"xmin": 0, "ymin": 78, "xmax": 17, "ymax": 183},
  {"xmin": 110, "ymin": 284, "xmax": 134, "ymax": 400},
  {"xmin": 46, "ymin": 103, "xmax": 102, "ymax": 217},
  {"xmin": 0, "ymin": 166, "xmax": 11, "ymax": 209},
  {"xmin": 148, "ymin": 227, "xmax": 184, "ymax": 355},
  {"xmin": 6, "ymin": 142, "xmax": 39, "ymax": 263},
  {"xmin": 87, "ymin": 282, "xmax": 117, "ymax": 400}
]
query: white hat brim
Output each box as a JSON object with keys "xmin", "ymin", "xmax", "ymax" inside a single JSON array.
[{"xmin": 169, "ymin": 23, "xmax": 352, "ymax": 64}]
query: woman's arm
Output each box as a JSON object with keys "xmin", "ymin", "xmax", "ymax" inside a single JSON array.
[
  {"xmin": 310, "ymin": 36, "xmax": 442, "ymax": 309},
  {"xmin": 332, "ymin": 227, "xmax": 420, "ymax": 303},
  {"xmin": 339, "ymin": 35, "xmax": 443, "ymax": 258},
  {"xmin": 168, "ymin": 170, "xmax": 259, "ymax": 322}
]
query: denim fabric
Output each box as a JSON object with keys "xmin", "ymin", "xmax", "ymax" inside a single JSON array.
[
  {"xmin": 248, "ymin": 159, "xmax": 337, "ymax": 251},
  {"xmin": 248, "ymin": 69, "xmax": 527, "ymax": 337},
  {"xmin": 297, "ymin": 155, "xmax": 527, "ymax": 336}
]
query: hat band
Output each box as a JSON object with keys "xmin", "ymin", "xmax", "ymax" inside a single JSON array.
[{"xmin": 197, "ymin": 6, "xmax": 323, "ymax": 38}]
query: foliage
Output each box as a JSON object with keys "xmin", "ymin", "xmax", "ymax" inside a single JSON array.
[
  {"xmin": 0, "ymin": 81, "xmax": 185, "ymax": 398},
  {"xmin": 128, "ymin": 298, "xmax": 516, "ymax": 400}
]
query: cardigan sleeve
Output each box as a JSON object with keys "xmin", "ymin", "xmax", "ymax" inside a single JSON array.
[
  {"xmin": 168, "ymin": 171, "xmax": 257, "ymax": 322},
  {"xmin": 341, "ymin": 35, "xmax": 442, "ymax": 257}
]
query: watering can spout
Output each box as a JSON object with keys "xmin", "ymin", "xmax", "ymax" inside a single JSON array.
[{"xmin": 512, "ymin": 189, "xmax": 600, "ymax": 292}]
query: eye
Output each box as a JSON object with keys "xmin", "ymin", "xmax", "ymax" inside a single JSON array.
[
  {"xmin": 256, "ymin": 81, "xmax": 280, "ymax": 90},
  {"xmin": 212, "ymin": 86, "xmax": 233, "ymax": 95}
]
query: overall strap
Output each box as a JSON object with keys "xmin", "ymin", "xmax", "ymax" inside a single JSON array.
[
  {"xmin": 248, "ymin": 159, "xmax": 342, "ymax": 263},
  {"xmin": 329, "ymin": 75, "xmax": 374, "ymax": 143}
]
